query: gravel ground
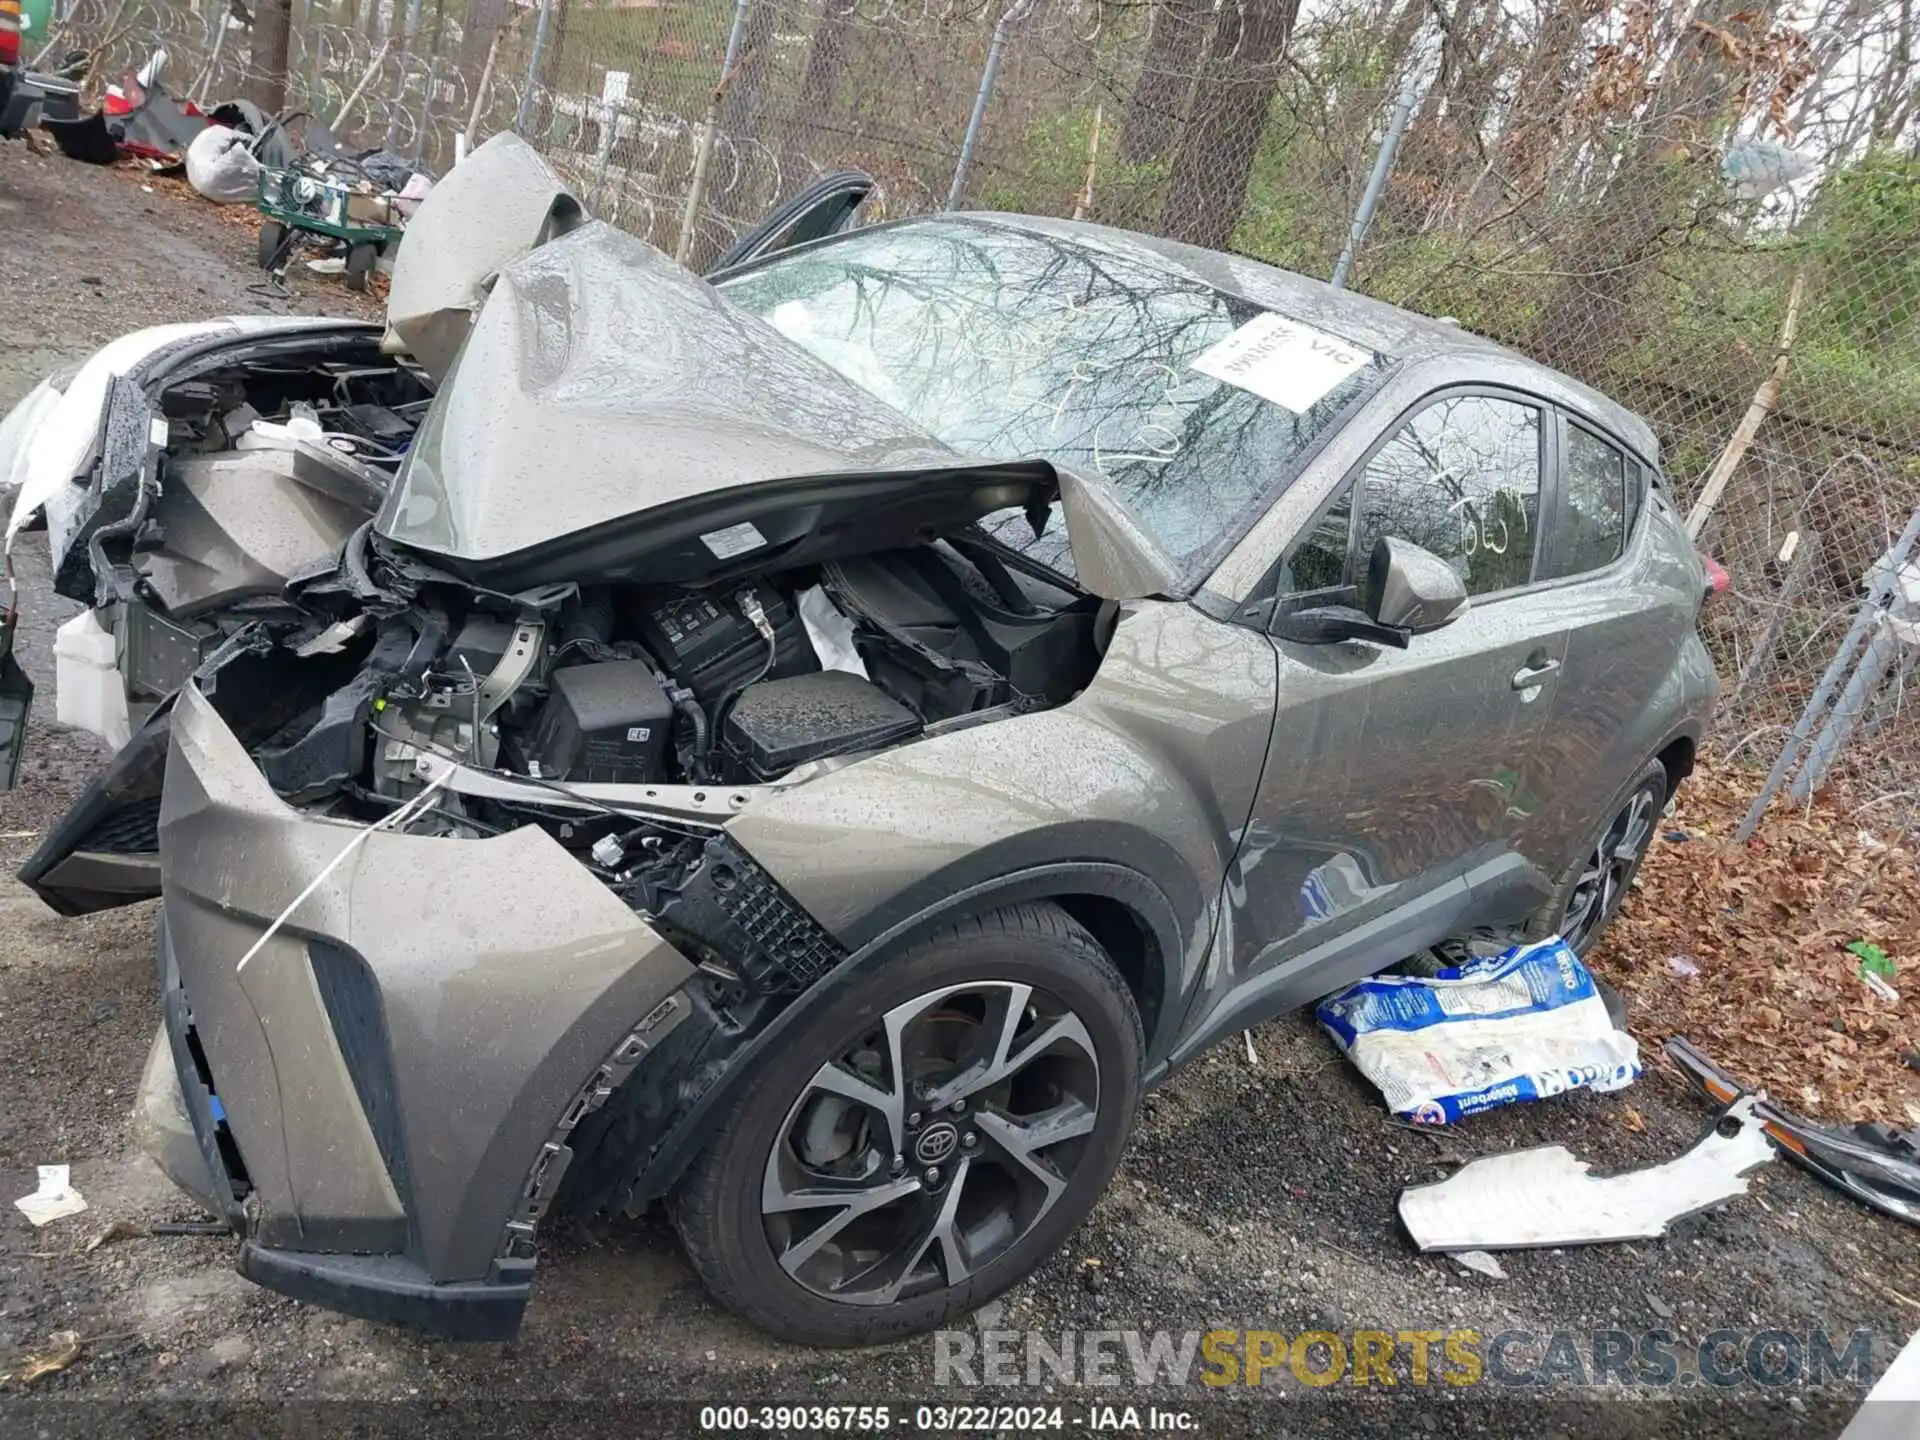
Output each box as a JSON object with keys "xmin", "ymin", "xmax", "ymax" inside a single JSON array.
[{"xmin": 1, "ymin": 142, "xmax": 1916, "ymax": 1437}]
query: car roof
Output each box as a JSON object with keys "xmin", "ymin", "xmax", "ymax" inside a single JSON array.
[{"xmin": 963, "ymin": 212, "xmax": 1659, "ymax": 465}]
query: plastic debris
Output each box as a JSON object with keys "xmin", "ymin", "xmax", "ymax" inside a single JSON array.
[
  {"xmin": 1666, "ymin": 954, "xmax": 1701, "ymax": 977},
  {"xmin": 1317, "ymin": 936, "xmax": 1640, "ymax": 1124},
  {"xmin": 83, "ymin": 1218, "xmax": 146, "ymax": 1252},
  {"xmin": 1399, "ymin": 1096, "xmax": 1775, "ymax": 1251},
  {"xmin": 1851, "ymin": 941, "xmax": 1897, "ymax": 978},
  {"xmin": 184, "ymin": 124, "xmax": 262, "ymax": 204},
  {"xmin": 5, "ymin": 1331, "xmax": 83, "ymax": 1385},
  {"xmin": 14, "ymin": 1165, "xmax": 88, "ymax": 1226},
  {"xmin": 1666, "ymin": 1037, "xmax": 1920, "ymax": 1227},
  {"xmin": 1452, "ymin": 1250, "xmax": 1507, "ymax": 1279}
]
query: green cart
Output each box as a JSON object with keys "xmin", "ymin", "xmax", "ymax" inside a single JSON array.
[{"xmin": 256, "ymin": 163, "xmax": 404, "ymax": 292}]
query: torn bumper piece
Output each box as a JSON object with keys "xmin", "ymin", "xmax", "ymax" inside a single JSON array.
[
  {"xmin": 138, "ymin": 682, "xmax": 698, "ymax": 1337},
  {"xmin": 1398, "ymin": 1096, "xmax": 1775, "ymax": 1251},
  {"xmin": 1666, "ymin": 1037, "xmax": 1920, "ymax": 1227}
]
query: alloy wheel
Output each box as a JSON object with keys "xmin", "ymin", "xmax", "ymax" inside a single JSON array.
[
  {"xmin": 761, "ymin": 980, "xmax": 1101, "ymax": 1307},
  {"xmin": 1561, "ymin": 784, "xmax": 1658, "ymax": 951}
]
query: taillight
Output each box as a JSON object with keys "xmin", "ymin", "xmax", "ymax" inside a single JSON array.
[
  {"xmin": 1699, "ymin": 553, "xmax": 1729, "ymax": 605},
  {"xmin": 0, "ymin": 22, "xmax": 20, "ymax": 67}
]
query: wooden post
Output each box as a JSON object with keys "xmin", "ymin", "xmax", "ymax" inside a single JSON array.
[{"xmin": 1686, "ymin": 268, "xmax": 1809, "ymax": 540}]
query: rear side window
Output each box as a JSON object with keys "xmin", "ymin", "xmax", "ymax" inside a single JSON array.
[
  {"xmin": 1542, "ymin": 424, "xmax": 1628, "ymax": 579},
  {"xmin": 1352, "ymin": 394, "xmax": 1542, "ymax": 597}
]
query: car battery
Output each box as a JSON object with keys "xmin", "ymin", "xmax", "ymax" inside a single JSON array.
[{"xmin": 634, "ymin": 583, "xmax": 817, "ymax": 701}]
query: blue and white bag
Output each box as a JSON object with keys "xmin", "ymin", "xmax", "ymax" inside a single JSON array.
[{"xmin": 1315, "ymin": 937, "xmax": 1641, "ymax": 1125}]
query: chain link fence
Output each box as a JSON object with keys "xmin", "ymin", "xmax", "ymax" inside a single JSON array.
[{"xmin": 28, "ymin": 0, "xmax": 1920, "ymax": 893}]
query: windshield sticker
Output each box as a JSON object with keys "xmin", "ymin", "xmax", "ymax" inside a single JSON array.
[
  {"xmin": 1191, "ymin": 313, "xmax": 1374, "ymax": 414},
  {"xmin": 700, "ymin": 521, "xmax": 767, "ymax": 559}
]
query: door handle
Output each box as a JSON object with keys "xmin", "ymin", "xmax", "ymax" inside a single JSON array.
[{"xmin": 1511, "ymin": 659, "xmax": 1561, "ymax": 691}]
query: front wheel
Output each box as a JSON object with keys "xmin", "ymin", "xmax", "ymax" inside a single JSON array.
[
  {"xmin": 670, "ymin": 902, "xmax": 1143, "ymax": 1346},
  {"xmin": 1532, "ymin": 758, "xmax": 1668, "ymax": 956},
  {"xmin": 344, "ymin": 241, "xmax": 377, "ymax": 292},
  {"xmin": 257, "ymin": 218, "xmax": 287, "ymax": 270}
]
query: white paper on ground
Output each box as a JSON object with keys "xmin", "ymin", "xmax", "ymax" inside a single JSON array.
[
  {"xmin": 796, "ymin": 585, "xmax": 869, "ymax": 679},
  {"xmin": 1399, "ymin": 1096, "xmax": 1775, "ymax": 1251},
  {"xmin": 14, "ymin": 1164, "xmax": 88, "ymax": 1226},
  {"xmin": 1191, "ymin": 312, "xmax": 1374, "ymax": 414}
]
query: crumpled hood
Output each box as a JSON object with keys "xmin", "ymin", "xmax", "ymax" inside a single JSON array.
[
  {"xmin": 377, "ymin": 219, "xmax": 1007, "ymax": 568},
  {"xmin": 375, "ymin": 148, "xmax": 1179, "ymax": 599}
]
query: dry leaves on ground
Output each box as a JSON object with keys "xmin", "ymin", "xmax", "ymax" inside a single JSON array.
[{"xmin": 1593, "ymin": 762, "xmax": 1920, "ymax": 1124}]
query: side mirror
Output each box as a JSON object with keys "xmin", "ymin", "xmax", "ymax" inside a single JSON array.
[
  {"xmin": 1272, "ymin": 605, "xmax": 1410, "ymax": 649},
  {"xmin": 1364, "ymin": 536, "xmax": 1469, "ymax": 633}
]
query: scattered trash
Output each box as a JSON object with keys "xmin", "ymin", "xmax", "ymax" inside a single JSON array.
[
  {"xmin": 1398, "ymin": 1096, "xmax": 1774, "ymax": 1251},
  {"xmin": 1648, "ymin": 1292, "xmax": 1674, "ymax": 1319},
  {"xmin": 1666, "ymin": 954, "xmax": 1701, "ymax": 977},
  {"xmin": 184, "ymin": 124, "xmax": 262, "ymax": 204},
  {"xmin": 1861, "ymin": 971, "xmax": 1901, "ymax": 1003},
  {"xmin": 2, "ymin": 1330, "xmax": 83, "ymax": 1386},
  {"xmin": 304, "ymin": 257, "xmax": 347, "ymax": 275},
  {"xmin": 82, "ymin": 1218, "xmax": 146, "ymax": 1252},
  {"xmin": 13, "ymin": 1165, "xmax": 88, "ymax": 1226},
  {"xmin": 1242, "ymin": 1030, "xmax": 1258, "ymax": 1066},
  {"xmin": 1452, "ymin": 1249, "xmax": 1507, "ymax": 1280},
  {"xmin": 1851, "ymin": 940, "xmax": 1897, "ymax": 978},
  {"xmin": 1317, "ymin": 936, "xmax": 1640, "ymax": 1125},
  {"xmin": 1623, "ymin": 1104, "xmax": 1647, "ymax": 1132},
  {"xmin": 1666, "ymin": 1037, "xmax": 1920, "ymax": 1227}
]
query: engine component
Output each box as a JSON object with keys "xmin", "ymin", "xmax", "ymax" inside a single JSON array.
[
  {"xmin": 372, "ymin": 698, "xmax": 485, "ymax": 799},
  {"xmin": 518, "ymin": 659, "xmax": 674, "ymax": 784},
  {"xmin": 722, "ymin": 671, "xmax": 920, "ymax": 782},
  {"xmin": 633, "ymin": 583, "xmax": 816, "ymax": 702}
]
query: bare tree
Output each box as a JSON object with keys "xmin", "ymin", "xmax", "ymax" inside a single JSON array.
[
  {"xmin": 1121, "ymin": 0, "xmax": 1213, "ymax": 165},
  {"xmin": 1160, "ymin": 0, "xmax": 1303, "ymax": 249},
  {"xmin": 248, "ymin": 0, "xmax": 294, "ymax": 112}
]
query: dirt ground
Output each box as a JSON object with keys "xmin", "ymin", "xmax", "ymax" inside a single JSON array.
[{"xmin": 1, "ymin": 142, "xmax": 1916, "ymax": 1437}]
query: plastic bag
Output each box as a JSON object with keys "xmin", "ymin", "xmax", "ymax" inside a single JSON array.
[
  {"xmin": 185, "ymin": 124, "xmax": 262, "ymax": 204},
  {"xmin": 1316, "ymin": 936, "xmax": 1641, "ymax": 1125}
]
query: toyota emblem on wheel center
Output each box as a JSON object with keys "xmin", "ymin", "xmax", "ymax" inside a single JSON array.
[{"xmin": 914, "ymin": 1122, "xmax": 960, "ymax": 1165}]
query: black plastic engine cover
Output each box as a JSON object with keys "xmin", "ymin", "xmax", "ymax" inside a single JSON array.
[{"xmin": 722, "ymin": 671, "xmax": 920, "ymax": 782}]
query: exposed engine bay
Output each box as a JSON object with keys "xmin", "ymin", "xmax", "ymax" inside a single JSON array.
[{"xmin": 41, "ymin": 343, "xmax": 1106, "ymax": 920}]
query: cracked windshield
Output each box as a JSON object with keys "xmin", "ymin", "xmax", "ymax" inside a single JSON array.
[{"xmin": 717, "ymin": 221, "xmax": 1387, "ymax": 574}]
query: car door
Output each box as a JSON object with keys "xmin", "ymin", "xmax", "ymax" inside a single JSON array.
[
  {"xmin": 1178, "ymin": 389, "xmax": 1575, "ymax": 1052},
  {"xmin": 1526, "ymin": 414, "xmax": 1683, "ymax": 863}
]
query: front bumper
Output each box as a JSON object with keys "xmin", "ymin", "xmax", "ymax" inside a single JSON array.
[{"xmin": 138, "ymin": 682, "xmax": 697, "ymax": 1337}]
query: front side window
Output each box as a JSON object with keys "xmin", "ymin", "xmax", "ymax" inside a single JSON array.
[
  {"xmin": 1543, "ymin": 424, "xmax": 1627, "ymax": 579},
  {"xmin": 1352, "ymin": 394, "xmax": 1542, "ymax": 597}
]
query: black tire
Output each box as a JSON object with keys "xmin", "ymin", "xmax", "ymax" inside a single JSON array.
[
  {"xmin": 344, "ymin": 242, "xmax": 376, "ymax": 292},
  {"xmin": 257, "ymin": 218, "xmax": 287, "ymax": 270},
  {"xmin": 670, "ymin": 901, "xmax": 1144, "ymax": 1347},
  {"xmin": 1525, "ymin": 757, "xmax": 1670, "ymax": 958}
]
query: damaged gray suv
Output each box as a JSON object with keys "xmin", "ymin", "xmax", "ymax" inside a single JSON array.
[{"xmin": 1, "ymin": 136, "xmax": 1715, "ymax": 1347}]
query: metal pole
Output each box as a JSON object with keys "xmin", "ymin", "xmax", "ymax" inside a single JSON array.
[
  {"xmin": 413, "ymin": 54, "xmax": 440, "ymax": 164},
  {"xmin": 946, "ymin": 1, "xmax": 1024, "ymax": 212},
  {"xmin": 1736, "ymin": 507, "xmax": 1920, "ymax": 840},
  {"xmin": 384, "ymin": 0, "xmax": 424, "ymax": 147},
  {"xmin": 676, "ymin": 0, "xmax": 754, "ymax": 265},
  {"xmin": 513, "ymin": 0, "xmax": 557, "ymax": 137},
  {"xmin": 330, "ymin": 35, "xmax": 392, "ymax": 130},
  {"xmin": 1330, "ymin": 56, "xmax": 1423, "ymax": 290},
  {"xmin": 1792, "ymin": 556, "xmax": 1918, "ymax": 801}
]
